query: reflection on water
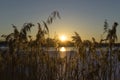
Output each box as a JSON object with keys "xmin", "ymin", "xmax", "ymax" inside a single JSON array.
[
  {"xmin": 60, "ymin": 47, "xmax": 66, "ymax": 52},
  {"xmin": 59, "ymin": 47, "xmax": 66, "ymax": 58},
  {"xmin": 45, "ymin": 47, "xmax": 76, "ymax": 58}
]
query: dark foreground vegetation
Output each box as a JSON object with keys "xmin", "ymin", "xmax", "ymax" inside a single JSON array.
[{"xmin": 0, "ymin": 11, "xmax": 120, "ymax": 80}]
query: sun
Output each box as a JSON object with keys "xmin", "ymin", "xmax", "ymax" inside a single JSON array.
[{"xmin": 60, "ymin": 35, "xmax": 67, "ymax": 42}]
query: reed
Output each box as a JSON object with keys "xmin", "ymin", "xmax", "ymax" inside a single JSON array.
[{"xmin": 0, "ymin": 12, "xmax": 120, "ymax": 80}]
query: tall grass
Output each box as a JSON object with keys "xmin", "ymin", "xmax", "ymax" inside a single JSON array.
[{"xmin": 0, "ymin": 12, "xmax": 120, "ymax": 80}]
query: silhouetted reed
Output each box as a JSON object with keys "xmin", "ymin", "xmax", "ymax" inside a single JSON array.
[{"xmin": 0, "ymin": 13, "xmax": 120, "ymax": 80}]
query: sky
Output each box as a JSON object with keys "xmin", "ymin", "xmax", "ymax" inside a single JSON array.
[{"xmin": 0, "ymin": 0, "xmax": 120, "ymax": 42}]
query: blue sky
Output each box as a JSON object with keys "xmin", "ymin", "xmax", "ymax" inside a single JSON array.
[{"xmin": 0, "ymin": 0, "xmax": 120, "ymax": 42}]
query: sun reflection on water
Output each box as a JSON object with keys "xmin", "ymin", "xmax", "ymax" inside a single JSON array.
[
  {"xmin": 60, "ymin": 47, "xmax": 66, "ymax": 52},
  {"xmin": 59, "ymin": 47, "xmax": 66, "ymax": 58}
]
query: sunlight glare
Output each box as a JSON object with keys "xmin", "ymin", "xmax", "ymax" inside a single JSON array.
[{"xmin": 60, "ymin": 35, "xmax": 67, "ymax": 42}]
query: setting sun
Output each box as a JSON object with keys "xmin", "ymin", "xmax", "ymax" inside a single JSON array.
[{"xmin": 60, "ymin": 35, "xmax": 67, "ymax": 42}]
